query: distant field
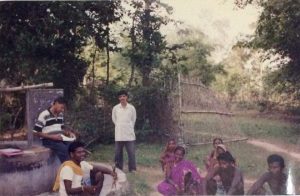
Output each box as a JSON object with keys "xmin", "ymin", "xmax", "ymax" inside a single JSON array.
[{"xmin": 236, "ymin": 115, "xmax": 300, "ymax": 144}]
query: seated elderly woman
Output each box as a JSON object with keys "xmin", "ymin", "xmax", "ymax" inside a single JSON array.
[{"xmin": 157, "ymin": 146, "xmax": 203, "ymax": 195}]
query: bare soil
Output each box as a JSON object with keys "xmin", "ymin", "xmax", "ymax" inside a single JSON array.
[{"xmin": 247, "ymin": 139, "xmax": 300, "ymax": 162}]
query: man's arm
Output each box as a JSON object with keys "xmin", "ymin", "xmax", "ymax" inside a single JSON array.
[
  {"xmin": 112, "ymin": 106, "xmax": 116, "ymax": 124},
  {"xmin": 131, "ymin": 106, "xmax": 136, "ymax": 125},
  {"xmin": 202, "ymin": 167, "xmax": 218, "ymax": 195},
  {"xmin": 34, "ymin": 131, "xmax": 62, "ymax": 141},
  {"xmin": 62, "ymin": 166, "xmax": 97, "ymax": 195},
  {"xmin": 64, "ymin": 180, "xmax": 97, "ymax": 195},
  {"xmin": 227, "ymin": 168, "xmax": 243, "ymax": 195},
  {"xmin": 92, "ymin": 164, "xmax": 117, "ymax": 180},
  {"xmin": 247, "ymin": 172, "xmax": 269, "ymax": 195},
  {"xmin": 32, "ymin": 111, "xmax": 62, "ymax": 141}
]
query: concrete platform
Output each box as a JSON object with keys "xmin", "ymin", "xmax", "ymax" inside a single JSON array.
[{"xmin": 0, "ymin": 145, "xmax": 60, "ymax": 196}]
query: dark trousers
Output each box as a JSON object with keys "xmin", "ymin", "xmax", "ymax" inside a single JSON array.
[
  {"xmin": 115, "ymin": 141, "xmax": 136, "ymax": 171},
  {"xmin": 42, "ymin": 139, "xmax": 70, "ymax": 163}
]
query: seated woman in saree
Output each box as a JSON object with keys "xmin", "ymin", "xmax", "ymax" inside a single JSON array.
[
  {"xmin": 203, "ymin": 151, "xmax": 244, "ymax": 195},
  {"xmin": 157, "ymin": 146, "xmax": 203, "ymax": 195},
  {"xmin": 159, "ymin": 138, "xmax": 177, "ymax": 174}
]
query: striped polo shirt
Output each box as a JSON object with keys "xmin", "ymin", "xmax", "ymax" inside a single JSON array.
[{"xmin": 33, "ymin": 108, "xmax": 64, "ymax": 134}]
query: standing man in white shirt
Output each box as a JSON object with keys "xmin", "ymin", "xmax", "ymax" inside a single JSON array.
[{"xmin": 112, "ymin": 90, "xmax": 137, "ymax": 172}]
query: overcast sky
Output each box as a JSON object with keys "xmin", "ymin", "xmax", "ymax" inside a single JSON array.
[{"xmin": 161, "ymin": 0, "xmax": 261, "ymax": 62}]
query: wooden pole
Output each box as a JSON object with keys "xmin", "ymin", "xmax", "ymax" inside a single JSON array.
[
  {"xmin": 177, "ymin": 72, "xmax": 184, "ymax": 145},
  {"xmin": 26, "ymin": 91, "xmax": 33, "ymax": 148},
  {"xmin": 181, "ymin": 110, "xmax": 234, "ymax": 116},
  {"xmin": 0, "ymin": 83, "xmax": 53, "ymax": 92},
  {"xmin": 187, "ymin": 137, "xmax": 248, "ymax": 146}
]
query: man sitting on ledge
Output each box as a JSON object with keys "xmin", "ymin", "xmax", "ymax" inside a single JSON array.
[
  {"xmin": 33, "ymin": 96, "xmax": 75, "ymax": 162},
  {"xmin": 53, "ymin": 141, "xmax": 118, "ymax": 196}
]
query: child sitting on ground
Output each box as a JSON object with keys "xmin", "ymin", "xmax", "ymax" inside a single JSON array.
[
  {"xmin": 247, "ymin": 154, "xmax": 287, "ymax": 195},
  {"xmin": 159, "ymin": 139, "xmax": 177, "ymax": 176}
]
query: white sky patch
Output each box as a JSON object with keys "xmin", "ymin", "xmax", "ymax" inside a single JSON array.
[{"xmin": 161, "ymin": 0, "xmax": 261, "ymax": 63}]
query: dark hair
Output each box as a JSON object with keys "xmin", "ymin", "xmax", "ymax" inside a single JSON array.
[
  {"xmin": 117, "ymin": 90, "xmax": 128, "ymax": 97},
  {"xmin": 53, "ymin": 96, "xmax": 66, "ymax": 105},
  {"xmin": 267, "ymin": 154, "xmax": 285, "ymax": 168},
  {"xmin": 168, "ymin": 138, "xmax": 176, "ymax": 144},
  {"xmin": 68, "ymin": 141, "xmax": 85, "ymax": 154},
  {"xmin": 213, "ymin": 138, "xmax": 223, "ymax": 144},
  {"xmin": 217, "ymin": 151, "xmax": 235, "ymax": 163},
  {"xmin": 174, "ymin": 146, "xmax": 186, "ymax": 155}
]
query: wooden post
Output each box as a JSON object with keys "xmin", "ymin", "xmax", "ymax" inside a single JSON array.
[
  {"xmin": 177, "ymin": 72, "xmax": 184, "ymax": 145},
  {"xmin": 0, "ymin": 83, "xmax": 53, "ymax": 92},
  {"xmin": 26, "ymin": 91, "xmax": 33, "ymax": 147}
]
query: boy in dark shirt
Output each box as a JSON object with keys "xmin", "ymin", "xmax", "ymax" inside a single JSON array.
[{"xmin": 247, "ymin": 154, "xmax": 287, "ymax": 195}]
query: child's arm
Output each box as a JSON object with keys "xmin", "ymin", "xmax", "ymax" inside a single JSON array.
[
  {"xmin": 202, "ymin": 167, "xmax": 218, "ymax": 195},
  {"xmin": 247, "ymin": 172, "xmax": 270, "ymax": 195},
  {"xmin": 227, "ymin": 168, "xmax": 243, "ymax": 195}
]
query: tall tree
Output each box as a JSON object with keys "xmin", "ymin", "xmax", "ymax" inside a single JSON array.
[
  {"xmin": 0, "ymin": 1, "xmax": 121, "ymax": 99},
  {"xmin": 236, "ymin": 0, "xmax": 300, "ymax": 99},
  {"xmin": 124, "ymin": 0, "xmax": 172, "ymax": 87}
]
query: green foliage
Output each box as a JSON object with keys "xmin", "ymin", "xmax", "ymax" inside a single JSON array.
[
  {"xmin": 130, "ymin": 84, "xmax": 171, "ymax": 140},
  {"xmin": 123, "ymin": 0, "xmax": 172, "ymax": 86},
  {"xmin": 225, "ymin": 73, "xmax": 247, "ymax": 101},
  {"xmin": 66, "ymin": 88, "xmax": 115, "ymax": 145},
  {"xmin": 184, "ymin": 34, "xmax": 226, "ymax": 85},
  {"xmin": 0, "ymin": 113, "xmax": 11, "ymax": 132},
  {"xmin": 0, "ymin": 93, "xmax": 25, "ymax": 133},
  {"xmin": 0, "ymin": 1, "xmax": 121, "ymax": 99},
  {"xmin": 238, "ymin": 0, "xmax": 300, "ymax": 102}
]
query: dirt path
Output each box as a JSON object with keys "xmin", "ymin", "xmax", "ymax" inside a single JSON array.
[{"xmin": 247, "ymin": 139, "xmax": 300, "ymax": 162}]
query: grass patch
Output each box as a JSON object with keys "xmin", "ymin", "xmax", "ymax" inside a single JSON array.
[
  {"xmin": 127, "ymin": 172, "xmax": 152, "ymax": 195},
  {"xmin": 236, "ymin": 116, "xmax": 300, "ymax": 144},
  {"xmin": 89, "ymin": 143, "xmax": 165, "ymax": 196},
  {"xmin": 88, "ymin": 115, "xmax": 300, "ymax": 194}
]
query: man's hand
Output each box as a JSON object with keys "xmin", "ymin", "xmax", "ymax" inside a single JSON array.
[
  {"xmin": 83, "ymin": 186, "xmax": 97, "ymax": 194},
  {"xmin": 50, "ymin": 134, "xmax": 63, "ymax": 141},
  {"xmin": 112, "ymin": 171, "xmax": 118, "ymax": 181}
]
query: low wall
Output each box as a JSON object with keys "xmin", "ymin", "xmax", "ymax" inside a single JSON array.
[{"xmin": 0, "ymin": 144, "xmax": 60, "ymax": 196}]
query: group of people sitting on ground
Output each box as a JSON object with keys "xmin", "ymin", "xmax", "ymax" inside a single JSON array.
[{"xmin": 157, "ymin": 138, "xmax": 288, "ymax": 195}]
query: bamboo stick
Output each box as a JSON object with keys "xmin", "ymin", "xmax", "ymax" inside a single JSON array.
[
  {"xmin": 0, "ymin": 83, "xmax": 53, "ymax": 92},
  {"xmin": 186, "ymin": 137, "xmax": 248, "ymax": 146},
  {"xmin": 181, "ymin": 110, "xmax": 234, "ymax": 116}
]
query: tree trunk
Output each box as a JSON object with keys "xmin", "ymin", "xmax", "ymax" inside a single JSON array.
[
  {"xmin": 128, "ymin": 17, "xmax": 136, "ymax": 87},
  {"xmin": 90, "ymin": 48, "xmax": 97, "ymax": 97},
  {"xmin": 106, "ymin": 26, "xmax": 110, "ymax": 85}
]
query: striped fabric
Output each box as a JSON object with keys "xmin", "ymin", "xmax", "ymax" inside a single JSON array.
[{"xmin": 33, "ymin": 108, "xmax": 64, "ymax": 134}]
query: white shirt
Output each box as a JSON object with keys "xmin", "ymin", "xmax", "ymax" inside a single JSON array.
[
  {"xmin": 59, "ymin": 161, "xmax": 93, "ymax": 196},
  {"xmin": 112, "ymin": 103, "xmax": 136, "ymax": 141}
]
